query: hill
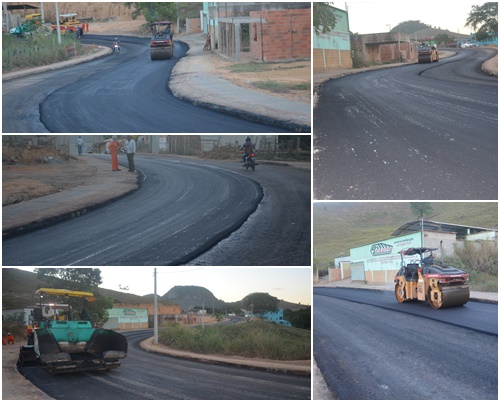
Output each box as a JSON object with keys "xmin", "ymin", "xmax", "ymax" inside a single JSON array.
[
  {"xmin": 163, "ymin": 285, "xmax": 224, "ymax": 311},
  {"xmin": 314, "ymin": 202, "xmax": 498, "ymax": 269},
  {"xmin": 2, "ymin": 269, "xmax": 307, "ymax": 312}
]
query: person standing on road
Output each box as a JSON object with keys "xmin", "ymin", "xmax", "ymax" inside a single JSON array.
[
  {"xmin": 126, "ymin": 135, "xmax": 136, "ymax": 172},
  {"xmin": 76, "ymin": 136, "xmax": 84, "ymax": 156},
  {"xmin": 109, "ymin": 136, "xmax": 121, "ymax": 171}
]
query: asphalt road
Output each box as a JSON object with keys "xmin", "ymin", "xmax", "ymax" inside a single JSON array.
[
  {"xmin": 18, "ymin": 330, "xmax": 311, "ymax": 400},
  {"xmin": 314, "ymin": 48, "xmax": 498, "ymax": 200},
  {"xmin": 2, "ymin": 155, "xmax": 311, "ymax": 266},
  {"xmin": 2, "ymin": 35, "xmax": 289, "ymax": 133},
  {"xmin": 314, "ymin": 290, "xmax": 498, "ymax": 399}
]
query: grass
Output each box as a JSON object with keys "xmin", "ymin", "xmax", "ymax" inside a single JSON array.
[
  {"xmin": 252, "ymin": 80, "xmax": 310, "ymax": 93},
  {"xmin": 226, "ymin": 62, "xmax": 307, "ymax": 73},
  {"xmin": 159, "ymin": 321, "xmax": 310, "ymax": 360},
  {"xmin": 2, "ymin": 31, "xmax": 85, "ymax": 71}
]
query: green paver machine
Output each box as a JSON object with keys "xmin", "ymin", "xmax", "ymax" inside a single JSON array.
[{"xmin": 18, "ymin": 288, "xmax": 127, "ymax": 374}]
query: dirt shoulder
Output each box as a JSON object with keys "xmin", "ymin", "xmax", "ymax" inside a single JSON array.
[{"xmin": 2, "ymin": 344, "xmax": 54, "ymax": 400}]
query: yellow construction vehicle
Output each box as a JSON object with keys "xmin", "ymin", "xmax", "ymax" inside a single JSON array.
[
  {"xmin": 394, "ymin": 248, "xmax": 469, "ymax": 309},
  {"xmin": 18, "ymin": 288, "xmax": 127, "ymax": 374}
]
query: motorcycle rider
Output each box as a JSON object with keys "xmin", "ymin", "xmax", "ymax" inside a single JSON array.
[
  {"xmin": 113, "ymin": 37, "xmax": 121, "ymax": 53},
  {"xmin": 241, "ymin": 136, "xmax": 255, "ymax": 166}
]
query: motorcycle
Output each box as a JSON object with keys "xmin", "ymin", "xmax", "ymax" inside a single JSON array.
[
  {"xmin": 244, "ymin": 153, "xmax": 256, "ymax": 171},
  {"xmin": 113, "ymin": 43, "xmax": 120, "ymax": 54}
]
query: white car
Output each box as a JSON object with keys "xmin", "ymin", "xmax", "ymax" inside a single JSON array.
[{"xmin": 461, "ymin": 42, "xmax": 477, "ymax": 48}]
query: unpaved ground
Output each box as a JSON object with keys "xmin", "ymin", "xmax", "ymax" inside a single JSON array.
[{"xmin": 2, "ymin": 156, "xmax": 96, "ymax": 206}]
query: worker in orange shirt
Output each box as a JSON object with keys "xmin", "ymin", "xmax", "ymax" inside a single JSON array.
[
  {"xmin": 109, "ymin": 136, "xmax": 121, "ymax": 171},
  {"xmin": 6, "ymin": 333, "xmax": 15, "ymax": 344}
]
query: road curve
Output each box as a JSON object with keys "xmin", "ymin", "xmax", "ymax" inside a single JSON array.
[
  {"xmin": 2, "ymin": 35, "xmax": 288, "ymax": 133},
  {"xmin": 3, "ymin": 155, "xmax": 310, "ymax": 266},
  {"xmin": 314, "ymin": 293, "xmax": 498, "ymax": 400},
  {"xmin": 18, "ymin": 330, "xmax": 311, "ymax": 400},
  {"xmin": 314, "ymin": 48, "xmax": 498, "ymax": 200}
]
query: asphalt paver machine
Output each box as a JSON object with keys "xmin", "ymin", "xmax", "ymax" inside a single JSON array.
[{"xmin": 18, "ymin": 288, "xmax": 127, "ymax": 373}]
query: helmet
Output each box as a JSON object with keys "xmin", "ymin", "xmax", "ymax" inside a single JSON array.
[{"xmin": 245, "ymin": 136, "xmax": 251, "ymax": 142}]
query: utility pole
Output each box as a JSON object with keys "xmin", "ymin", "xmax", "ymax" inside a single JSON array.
[
  {"xmin": 154, "ymin": 268, "xmax": 158, "ymax": 344},
  {"xmin": 55, "ymin": 2, "xmax": 61, "ymax": 44},
  {"xmin": 40, "ymin": 2, "xmax": 45, "ymax": 23}
]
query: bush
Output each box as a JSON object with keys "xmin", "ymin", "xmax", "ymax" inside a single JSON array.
[
  {"xmin": 2, "ymin": 31, "xmax": 84, "ymax": 71},
  {"xmin": 449, "ymin": 240, "xmax": 498, "ymax": 292},
  {"xmin": 159, "ymin": 321, "xmax": 310, "ymax": 360}
]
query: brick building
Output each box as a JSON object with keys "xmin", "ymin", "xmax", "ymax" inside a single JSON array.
[
  {"xmin": 203, "ymin": 2, "xmax": 310, "ymax": 62},
  {"xmin": 351, "ymin": 32, "xmax": 419, "ymax": 65}
]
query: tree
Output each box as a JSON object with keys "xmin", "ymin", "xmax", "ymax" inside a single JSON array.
[
  {"xmin": 241, "ymin": 292, "xmax": 279, "ymax": 315},
  {"xmin": 284, "ymin": 307, "xmax": 311, "ymax": 330},
  {"xmin": 313, "ymin": 2, "xmax": 336, "ymax": 36},
  {"xmin": 34, "ymin": 268, "xmax": 102, "ymax": 290},
  {"xmin": 33, "ymin": 269, "xmax": 111, "ymax": 327},
  {"xmin": 125, "ymin": 2, "xmax": 178, "ymax": 24},
  {"xmin": 434, "ymin": 33, "xmax": 454, "ymax": 45},
  {"xmin": 410, "ymin": 202, "xmax": 433, "ymax": 220},
  {"xmin": 466, "ymin": 2, "xmax": 498, "ymax": 41}
]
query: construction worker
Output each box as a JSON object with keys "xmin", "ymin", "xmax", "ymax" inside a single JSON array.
[
  {"xmin": 109, "ymin": 136, "xmax": 121, "ymax": 171},
  {"xmin": 6, "ymin": 333, "xmax": 15, "ymax": 344}
]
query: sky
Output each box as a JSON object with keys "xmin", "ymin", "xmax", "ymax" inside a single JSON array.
[
  {"xmin": 14, "ymin": 267, "xmax": 311, "ymax": 306},
  {"xmin": 339, "ymin": 0, "xmax": 480, "ymax": 35}
]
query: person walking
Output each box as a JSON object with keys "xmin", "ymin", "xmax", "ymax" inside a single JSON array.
[
  {"xmin": 109, "ymin": 136, "xmax": 121, "ymax": 171},
  {"xmin": 126, "ymin": 135, "xmax": 136, "ymax": 172},
  {"xmin": 76, "ymin": 136, "xmax": 84, "ymax": 155}
]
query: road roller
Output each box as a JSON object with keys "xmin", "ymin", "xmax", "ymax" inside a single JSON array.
[
  {"xmin": 418, "ymin": 43, "xmax": 439, "ymax": 63},
  {"xmin": 150, "ymin": 21, "xmax": 174, "ymax": 60},
  {"xmin": 394, "ymin": 247, "xmax": 470, "ymax": 309}
]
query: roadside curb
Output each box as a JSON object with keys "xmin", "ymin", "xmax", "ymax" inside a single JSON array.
[
  {"xmin": 172, "ymin": 38, "xmax": 311, "ymax": 133},
  {"xmin": 481, "ymin": 49, "xmax": 498, "ymax": 76},
  {"xmin": 139, "ymin": 337, "xmax": 311, "ymax": 376},
  {"xmin": 2, "ymin": 46, "xmax": 111, "ymax": 82}
]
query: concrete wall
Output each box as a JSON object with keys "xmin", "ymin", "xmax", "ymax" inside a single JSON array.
[{"xmin": 313, "ymin": 48, "xmax": 352, "ymax": 72}]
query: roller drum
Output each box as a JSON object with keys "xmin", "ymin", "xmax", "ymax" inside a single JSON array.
[{"xmin": 428, "ymin": 285, "xmax": 469, "ymax": 309}]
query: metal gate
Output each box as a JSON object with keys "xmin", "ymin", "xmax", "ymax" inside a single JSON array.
[{"xmin": 350, "ymin": 262, "xmax": 365, "ymax": 281}]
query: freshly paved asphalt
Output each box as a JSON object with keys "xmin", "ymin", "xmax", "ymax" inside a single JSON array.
[
  {"xmin": 3, "ymin": 155, "xmax": 311, "ymax": 266},
  {"xmin": 17, "ymin": 330, "xmax": 311, "ymax": 400},
  {"xmin": 314, "ymin": 48, "xmax": 498, "ymax": 200},
  {"xmin": 2, "ymin": 34, "xmax": 308, "ymax": 133},
  {"xmin": 314, "ymin": 291, "xmax": 498, "ymax": 399},
  {"xmin": 313, "ymin": 287, "xmax": 497, "ymax": 335}
]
